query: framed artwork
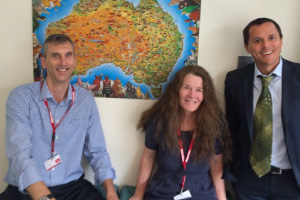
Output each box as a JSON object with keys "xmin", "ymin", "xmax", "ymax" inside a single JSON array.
[{"xmin": 33, "ymin": 0, "xmax": 200, "ymax": 99}]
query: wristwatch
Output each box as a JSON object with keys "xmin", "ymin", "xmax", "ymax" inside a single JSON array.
[{"xmin": 39, "ymin": 194, "xmax": 54, "ymax": 200}]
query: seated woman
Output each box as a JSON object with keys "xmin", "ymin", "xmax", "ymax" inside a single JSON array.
[{"xmin": 129, "ymin": 65, "xmax": 231, "ymax": 200}]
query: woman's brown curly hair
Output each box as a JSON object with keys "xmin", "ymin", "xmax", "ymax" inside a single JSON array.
[{"xmin": 137, "ymin": 65, "xmax": 232, "ymax": 163}]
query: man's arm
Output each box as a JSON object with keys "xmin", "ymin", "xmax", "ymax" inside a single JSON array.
[
  {"xmin": 83, "ymin": 95, "xmax": 117, "ymax": 191},
  {"xmin": 224, "ymin": 74, "xmax": 241, "ymax": 157},
  {"xmin": 102, "ymin": 179, "xmax": 119, "ymax": 200},
  {"xmin": 224, "ymin": 73, "xmax": 240, "ymax": 181},
  {"xmin": 6, "ymin": 87, "xmax": 45, "ymax": 192}
]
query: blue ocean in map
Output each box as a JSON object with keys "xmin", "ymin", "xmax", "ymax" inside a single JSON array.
[{"xmin": 36, "ymin": 0, "xmax": 197, "ymax": 99}]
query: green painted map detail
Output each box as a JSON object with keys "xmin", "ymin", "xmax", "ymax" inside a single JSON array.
[{"xmin": 46, "ymin": 0, "xmax": 183, "ymax": 86}]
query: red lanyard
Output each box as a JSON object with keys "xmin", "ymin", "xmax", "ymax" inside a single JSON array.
[
  {"xmin": 41, "ymin": 81, "xmax": 75, "ymax": 157},
  {"xmin": 177, "ymin": 128, "xmax": 195, "ymax": 193}
]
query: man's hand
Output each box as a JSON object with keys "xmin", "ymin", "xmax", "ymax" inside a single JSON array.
[
  {"xmin": 106, "ymin": 192, "xmax": 119, "ymax": 200},
  {"xmin": 26, "ymin": 181, "xmax": 56, "ymax": 200}
]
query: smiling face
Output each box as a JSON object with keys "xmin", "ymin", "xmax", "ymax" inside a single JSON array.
[
  {"xmin": 245, "ymin": 22, "xmax": 283, "ymax": 75},
  {"xmin": 41, "ymin": 41, "xmax": 76, "ymax": 87},
  {"xmin": 179, "ymin": 73, "xmax": 204, "ymax": 115}
]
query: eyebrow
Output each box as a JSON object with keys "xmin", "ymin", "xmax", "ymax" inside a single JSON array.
[
  {"xmin": 251, "ymin": 36, "xmax": 262, "ymax": 40},
  {"xmin": 50, "ymin": 52, "xmax": 60, "ymax": 56},
  {"xmin": 50, "ymin": 51, "xmax": 74, "ymax": 56},
  {"xmin": 66, "ymin": 52, "xmax": 74, "ymax": 56},
  {"xmin": 252, "ymin": 33, "xmax": 277, "ymax": 39}
]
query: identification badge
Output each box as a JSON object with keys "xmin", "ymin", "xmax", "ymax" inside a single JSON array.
[
  {"xmin": 44, "ymin": 154, "xmax": 61, "ymax": 171},
  {"xmin": 173, "ymin": 190, "xmax": 192, "ymax": 200}
]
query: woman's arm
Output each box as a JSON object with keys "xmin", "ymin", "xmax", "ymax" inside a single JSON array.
[
  {"xmin": 210, "ymin": 154, "xmax": 227, "ymax": 200},
  {"xmin": 129, "ymin": 147, "xmax": 157, "ymax": 200}
]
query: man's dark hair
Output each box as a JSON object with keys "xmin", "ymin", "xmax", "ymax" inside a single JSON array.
[
  {"xmin": 243, "ymin": 18, "xmax": 283, "ymax": 45},
  {"xmin": 42, "ymin": 34, "xmax": 75, "ymax": 57}
]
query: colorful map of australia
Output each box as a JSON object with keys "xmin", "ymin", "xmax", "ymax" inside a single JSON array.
[{"xmin": 33, "ymin": 0, "xmax": 200, "ymax": 99}]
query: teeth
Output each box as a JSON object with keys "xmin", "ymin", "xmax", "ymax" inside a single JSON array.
[
  {"xmin": 58, "ymin": 69, "xmax": 67, "ymax": 72},
  {"xmin": 262, "ymin": 51, "xmax": 272, "ymax": 55},
  {"xmin": 186, "ymin": 99, "xmax": 195, "ymax": 103}
]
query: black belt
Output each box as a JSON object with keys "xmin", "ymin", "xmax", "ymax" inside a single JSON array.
[{"xmin": 271, "ymin": 166, "xmax": 293, "ymax": 174}]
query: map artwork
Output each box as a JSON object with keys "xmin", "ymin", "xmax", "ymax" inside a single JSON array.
[{"xmin": 33, "ymin": 0, "xmax": 200, "ymax": 99}]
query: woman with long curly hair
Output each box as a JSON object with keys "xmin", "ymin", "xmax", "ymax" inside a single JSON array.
[{"xmin": 129, "ymin": 65, "xmax": 231, "ymax": 200}]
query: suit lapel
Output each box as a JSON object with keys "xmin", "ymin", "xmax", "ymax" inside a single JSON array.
[
  {"xmin": 244, "ymin": 64, "xmax": 255, "ymax": 140},
  {"xmin": 281, "ymin": 59, "xmax": 293, "ymax": 135}
]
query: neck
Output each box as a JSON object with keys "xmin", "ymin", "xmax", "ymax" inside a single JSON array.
[
  {"xmin": 257, "ymin": 65, "xmax": 276, "ymax": 75},
  {"xmin": 180, "ymin": 112, "xmax": 195, "ymax": 131},
  {"xmin": 46, "ymin": 79, "xmax": 69, "ymax": 103},
  {"xmin": 257, "ymin": 58, "xmax": 280, "ymax": 75}
]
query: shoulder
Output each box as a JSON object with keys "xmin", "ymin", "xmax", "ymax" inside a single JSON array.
[
  {"xmin": 72, "ymin": 84, "xmax": 99, "ymax": 116},
  {"xmin": 6, "ymin": 82, "xmax": 40, "ymax": 113},
  {"xmin": 283, "ymin": 58, "xmax": 300, "ymax": 72},
  {"xmin": 145, "ymin": 116, "xmax": 159, "ymax": 150},
  {"xmin": 226, "ymin": 63, "xmax": 254, "ymax": 78},
  {"xmin": 146, "ymin": 116, "xmax": 157, "ymax": 132},
  {"xmin": 283, "ymin": 58, "xmax": 300, "ymax": 66},
  {"xmin": 73, "ymin": 84, "xmax": 95, "ymax": 102},
  {"xmin": 8, "ymin": 82, "xmax": 40, "ymax": 101},
  {"xmin": 225, "ymin": 63, "xmax": 254, "ymax": 84}
]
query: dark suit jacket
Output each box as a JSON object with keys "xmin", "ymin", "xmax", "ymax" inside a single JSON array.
[{"xmin": 224, "ymin": 58, "xmax": 300, "ymax": 187}]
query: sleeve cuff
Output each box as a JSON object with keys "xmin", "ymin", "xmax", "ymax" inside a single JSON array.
[
  {"xmin": 96, "ymin": 167, "xmax": 116, "ymax": 185},
  {"xmin": 18, "ymin": 167, "xmax": 44, "ymax": 193}
]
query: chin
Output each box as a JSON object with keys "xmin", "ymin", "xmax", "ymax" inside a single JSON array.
[{"xmin": 184, "ymin": 108, "xmax": 198, "ymax": 113}]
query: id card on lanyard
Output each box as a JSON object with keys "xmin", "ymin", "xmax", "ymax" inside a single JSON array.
[
  {"xmin": 173, "ymin": 128, "xmax": 195, "ymax": 200},
  {"xmin": 41, "ymin": 81, "xmax": 75, "ymax": 170}
]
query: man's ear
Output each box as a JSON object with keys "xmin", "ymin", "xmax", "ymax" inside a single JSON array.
[
  {"xmin": 41, "ymin": 57, "xmax": 46, "ymax": 69},
  {"xmin": 244, "ymin": 44, "xmax": 249, "ymax": 54},
  {"xmin": 74, "ymin": 55, "xmax": 77, "ymax": 69}
]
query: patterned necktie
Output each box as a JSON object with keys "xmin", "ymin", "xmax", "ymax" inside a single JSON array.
[{"xmin": 250, "ymin": 75, "xmax": 274, "ymax": 178}]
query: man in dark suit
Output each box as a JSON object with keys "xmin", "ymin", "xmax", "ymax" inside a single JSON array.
[{"xmin": 225, "ymin": 18, "xmax": 300, "ymax": 199}]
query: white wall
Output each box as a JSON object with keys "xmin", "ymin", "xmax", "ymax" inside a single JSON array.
[
  {"xmin": 198, "ymin": 0, "xmax": 300, "ymax": 97},
  {"xmin": 1, "ymin": 0, "xmax": 300, "ymax": 192}
]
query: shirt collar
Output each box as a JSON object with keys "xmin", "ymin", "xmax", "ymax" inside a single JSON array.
[
  {"xmin": 40, "ymin": 80, "xmax": 73, "ymax": 102},
  {"xmin": 254, "ymin": 56, "xmax": 283, "ymax": 78}
]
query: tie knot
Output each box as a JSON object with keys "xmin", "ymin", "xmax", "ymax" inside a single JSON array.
[{"xmin": 259, "ymin": 75, "xmax": 274, "ymax": 88}]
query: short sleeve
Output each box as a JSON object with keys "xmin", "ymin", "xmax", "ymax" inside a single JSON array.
[
  {"xmin": 214, "ymin": 139, "xmax": 223, "ymax": 155},
  {"xmin": 144, "ymin": 118, "xmax": 159, "ymax": 150}
]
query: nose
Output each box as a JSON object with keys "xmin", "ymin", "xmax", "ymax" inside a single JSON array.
[
  {"xmin": 188, "ymin": 89, "xmax": 195, "ymax": 97},
  {"xmin": 60, "ymin": 56, "xmax": 67, "ymax": 66},
  {"xmin": 262, "ymin": 39, "xmax": 270, "ymax": 48}
]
